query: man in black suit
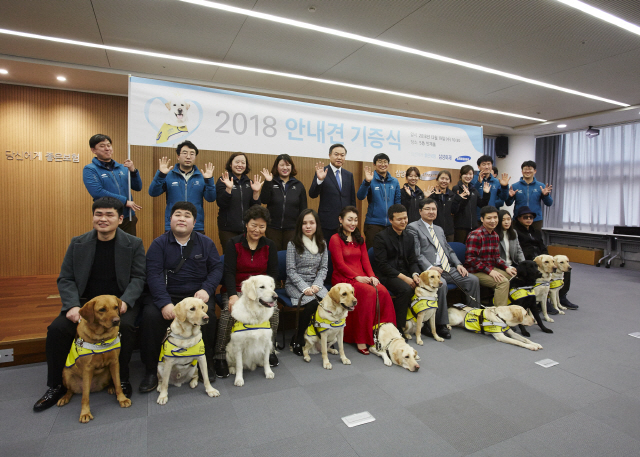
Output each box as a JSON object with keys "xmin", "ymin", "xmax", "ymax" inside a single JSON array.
[
  {"xmin": 33, "ymin": 197, "xmax": 146, "ymax": 412},
  {"xmin": 372, "ymin": 204, "xmax": 437, "ymax": 336},
  {"xmin": 309, "ymin": 143, "xmax": 357, "ymax": 242}
]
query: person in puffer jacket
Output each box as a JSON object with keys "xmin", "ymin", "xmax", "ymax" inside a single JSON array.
[
  {"xmin": 357, "ymin": 153, "xmax": 401, "ymax": 249},
  {"xmin": 473, "ymin": 155, "xmax": 509, "ymax": 220},
  {"xmin": 503, "ymin": 160, "xmax": 553, "ymax": 231}
]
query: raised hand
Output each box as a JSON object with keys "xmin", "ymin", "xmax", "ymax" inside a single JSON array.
[
  {"xmin": 364, "ymin": 166, "xmax": 374, "ymax": 182},
  {"xmin": 404, "ymin": 184, "xmax": 412, "ymax": 196},
  {"xmin": 483, "ymin": 181, "xmax": 492, "ymax": 194},
  {"xmin": 458, "ymin": 185, "xmax": 470, "ymax": 199},
  {"xmin": 220, "ymin": 171, "xmax": 234, "ymax": 190},
  {"xmin": 426, "ymin": 185, "xmax": 436, "ymax": 196},
  {"xmin": 251, "ymin": 174, "xmax": 264, "ymax": 192},
  {"xmin": 260, "ymin": 168, "xmax": 273, "ymax": 182},
  {"xmin": 158, "ymin": 157, "xmax": 171, "ymax": 174},
  {"xmin": 123, "ymin": 159, "xmax": 136, "ymax": 172},
  {"xmin": 509, "ymin": 185, "xmax": 516, "ymax": 198},
  {"xmin": 499, "ymin": 172, "xmax": 511, "ymax": 187},
  {"xmin": 202, "ymin": 162, "xmax": 214, "ymax": 179},
  {"xmin": 540, "ymin": 183, "xmax": 553, "ymax": 195},
  {"xmin": 315, "ymin": 162, "xmax": 327, "ymax": 180}
]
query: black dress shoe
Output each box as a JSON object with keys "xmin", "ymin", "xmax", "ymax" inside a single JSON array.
[
  {"xmin": 269, "ymin": 353, "xmax": 279, "ymax": 367},
  {"xmin": 138, "ymin": 371, "xmax": 158, "ymax": 393},
  {"xmin": 547, "ymin": 307, "xmax": 559, "ymax": 315},
  {"xmin": 420, "ymin": 325, "xmax": 433, "ymax": 337},
  {"xmin": 120, "ymin": 381, "xmax": 132, "ymax": 398},
  {"xmin": 560, "ymin": 297, "xmax": 579, "ymax": 309},
  {"xmin": 436, "ymin": 326, "xmax": 451, "ymax": 340},
  {"xmin": 198, "ymin": 361, "xmax": 216, "ymax": 383},
  {"xmin": 214, "ymin": 359, "xmax": 229, "ymax": 378},
  {"xmin": 33, "ymin": 385, "xmax": 67, "ymax": 412}
]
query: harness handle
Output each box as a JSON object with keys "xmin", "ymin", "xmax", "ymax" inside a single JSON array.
[{"xmin": 372, "ymin": 284, "xmax": 381, "ymax": 351}]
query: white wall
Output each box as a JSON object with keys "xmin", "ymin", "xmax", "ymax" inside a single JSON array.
[{"xmin": 495, "ymin": 134, "xmax": 535, "ymax": 213}]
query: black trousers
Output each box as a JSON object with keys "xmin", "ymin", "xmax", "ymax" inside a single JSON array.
[
  {"xmin": 381, "ymin": 277, "xmax": 415, "ymax": 331},
  {"xmin": 139, "ymin": 294, "xmax": 217, "ymax": 373},
  {"xmin": 294, "ymin": 299, "xmax": 320, "ymax": 344},
  {"xmin": 46, "ymin": 306, "xmax": 140, "ymax": 387}
]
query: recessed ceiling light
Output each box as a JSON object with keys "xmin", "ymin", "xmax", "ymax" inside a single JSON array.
[
  {"xmin": 57, "ymin": 76, "xmax": 66, "ymax": 81},
  {"xmin": 557, "ymin": 124, "xmax": 567, "ymax": 128},
  {"xmin": 0, "ymin": 27, "xmax": 546, "ymax": 121},
  {"xmin": 0, "ymin": 69, "xmax": 8, "ymax": 74},
  {"xmin": 556, "ymin": 0, "xmax": 640, "ymax": 37},
  {"xmin": 180, "ymin": 0, "xmax": 629, "ymax": 107}
]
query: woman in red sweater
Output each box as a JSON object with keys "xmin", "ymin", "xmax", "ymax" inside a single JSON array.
[{"xmin": 328, "ymin": 206, "xmax": 396, "ymax": 354}]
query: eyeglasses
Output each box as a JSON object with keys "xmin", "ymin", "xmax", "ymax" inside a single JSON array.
[
  {"xmin": 331, "ymin": 152, "xmax": 346, "ymax": 158},
  {"xmin": 180, "ymin": 152, "xmax": 196, "ymax": 157},
  {"xmin": 521, "ymin": 215, "xmax": 534, "ymax": 220},
  {"xmin": 376, "ymin": 160, "xmax": 389, "ymax": 165}
]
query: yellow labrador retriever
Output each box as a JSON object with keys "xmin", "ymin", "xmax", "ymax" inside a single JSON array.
[
  {"xmin": 549, "ymin": 255, "xmax": 572, "ymax": 313},
  {"xmin": 448, "ymin": 305, "xmax": 543, "ymax": 351},
  {"xmin": 156, "ymin": 298, "xmax": 220, "ymax": 405},
  {"xmin": 302, "ymin": 283, "xmax": 357, "ymax": 369},
  {"xmin": 534, "ymin": 255, "xmax": 558, "ymax": 322},
  {"xmin": 403, "ymin": 270, "xmax": 443, "ymax": 344},
  {"xmin": 370, "ymin": 323, "xmax": 421, "ymax": 372}
]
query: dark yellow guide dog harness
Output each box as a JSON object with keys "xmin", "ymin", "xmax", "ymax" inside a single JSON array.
[
  {"xmin": 305, "ymin": 308, "xmax": 346, "ymax": 338},
  {"xmin": 65, "ymin": 335, "xmax": 121, "ymax": 368},
  {"xmin": 463, "ymin": 308, "xmax": 510, "ymax": 334},
  {"xmin": 406, "ymin": 294, "xmax": 438, "ymax": 323}
]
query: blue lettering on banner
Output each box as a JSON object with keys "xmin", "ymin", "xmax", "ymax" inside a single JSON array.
[{"xmin": 455, "ymin": 155, "xmax": 471, "ymax": 163}]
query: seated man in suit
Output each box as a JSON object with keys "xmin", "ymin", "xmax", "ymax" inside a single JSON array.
[
  {"xmin": 138, "ymin": 201, "xmax": 223, "ymax": 393},
  {"xmin": 407, "ymin": 198, "xmax": 480, "ymax": 333},
  {"xmin": 372, "ymin": 204, "xmax": 423, "ymax": 334},
  {"xmin": 309, "ymin": 143, "xmax": 356, "ymax": 242},
  {"xmin": 33, "ymin": 197, "xmax": 146, "ymax": 412}
]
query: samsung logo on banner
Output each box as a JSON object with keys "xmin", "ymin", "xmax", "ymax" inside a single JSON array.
[
  {"xmin": 420, "ymin": 171, "xmax": 439, "ymax": 181},
  {"xmin": 455, "ymin": 155, "xmax": 471, "ymax": 163}
]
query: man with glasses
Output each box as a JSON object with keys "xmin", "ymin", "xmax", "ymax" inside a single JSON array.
[
  {"xmin": 357, "ymin": 153, "xmax": 402, "ymax": 248},
  {"xmin": 309, "ymin": 143, "xmax": 356, "ymax": 241},
  {"xmin": 149, "ymin": 140, "xmax": 216, "ymax": 234}
]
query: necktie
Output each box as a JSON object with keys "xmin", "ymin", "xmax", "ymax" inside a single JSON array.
[
  {"xmin": 428, "ymin": 225, "xmax": 450, "ymax": 272},
  {"xmin": 335, "ymin": 169, "xmax": 342, "ymax": 191}
]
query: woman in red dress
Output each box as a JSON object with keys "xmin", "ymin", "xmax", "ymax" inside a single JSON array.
[{"xmin": 328, "ymin": 206, "xmax": 396, "ymax": 354}]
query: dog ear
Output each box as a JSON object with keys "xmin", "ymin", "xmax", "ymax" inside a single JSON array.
[
  {"xmin": 328, "ymin": 285, "xmax": 341, "ymax": 304},
  {"xmin": 79, "ymin": 298, "xmax": 97, "ymax": 324},
  {"xmin": 164, "ymin": 101, "xmax": 171, "ymax": 110},
  {"xmin": 115, "ymin": 297, "xmax": 122, "ymax": 315},
  {"xmin": 174, "ymin": 301, "xmax": 187, "ymax": 322},
  {"xmin": 243, "ymin": 278, "xmax": 258, "ymax": 301},
  {"xmin": 185, "ymin": 102, "xmax": 191, "ymax": 110},
  {"xmin": 534, "ymin": 256, "xmax": 542, "ymax": 268},
  {"xmin": 202, "ymin": 303, "xmax": 208, "ymax": 314}
]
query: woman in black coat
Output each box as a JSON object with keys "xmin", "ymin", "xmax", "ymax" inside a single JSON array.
[
  {"xmin": 451, "ymin": 165, "xmax": 490, "ymax": 243},
  {"xmin": 401, "ymin": 167, "xmax": 425, "ymax": 223},
  {"xmin": 431, "ymin": 170, "xmax": 457, "ymax": 242}
]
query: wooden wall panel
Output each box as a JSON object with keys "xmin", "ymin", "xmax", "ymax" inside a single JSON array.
[{"xmin": 0, "ymin": 83, "xmax": 460, "ymax": 277}]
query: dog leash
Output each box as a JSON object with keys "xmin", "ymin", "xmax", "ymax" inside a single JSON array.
[
  {"xmin": 445, "ymin": 270, "xmax": 485, "ymax": 309},
  {"xmin": 372, "ymin": 284, "xmax": 382, "ymax": 351}
]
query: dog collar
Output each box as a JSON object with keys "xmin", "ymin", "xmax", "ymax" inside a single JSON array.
[{"xmin": 382, "ymin": 337, "xmax": 403, "ymax": 361}]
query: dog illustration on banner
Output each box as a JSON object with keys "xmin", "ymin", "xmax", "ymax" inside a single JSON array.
[{"xmin": 144, "ymin": 95, "xmax": 203, "ymax": 146}]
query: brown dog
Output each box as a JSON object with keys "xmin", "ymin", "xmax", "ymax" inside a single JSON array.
[{"xmin": 56, "ymin": 295, "xmax": 131, "ymax": 423}]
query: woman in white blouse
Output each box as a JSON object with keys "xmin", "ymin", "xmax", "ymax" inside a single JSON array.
[{"xmin": 497, "ymin": 210, "xmax": 525, "ymax": 266}]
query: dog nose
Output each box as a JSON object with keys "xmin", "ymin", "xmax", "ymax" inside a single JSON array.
[
  {"xmin": 414, "ymin": 364, "xmax": 420, "ymax": 371},
  {"xmin": 112, "ymin": 317, "xmax": 120, "ymax": 325},
  {"xmin": 202, "ymin": 316, "xmax": 209, "ymax": 322},
  {"xmin": 353, "ymin": 299, "xmax": 357, "ymax": 305}
]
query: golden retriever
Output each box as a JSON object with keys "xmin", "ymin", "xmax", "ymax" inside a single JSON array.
[
  {"xmin": 447, "ymin": 305, "xmax": 543, "ymax": 351},
  {"xmin": 56, "ymin": 295, "xmax": 131, "ymax": 423},
  {"xmin": 302, "ymin": 283, "xmax": 357, "ymax": 369},
  {"xmin": 534, "ymin": 254, "xmax": 558, "ymax": 322},
  {"xmin": 369, "ymin": 323, "xmax": 421, "ymax": 372},
  {"xmin": 403, "ymin": 270, "xmax": 443, "ymax": 344},
  {"xmin": 226, "ymin": 275, "xmax": 278, "ymax": 387},
  {"xmin": 156, "ymin": 298, "xmax": 220, "ymax": 405}
]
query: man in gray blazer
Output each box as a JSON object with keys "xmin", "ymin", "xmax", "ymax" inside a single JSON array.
[
  {"xmin": 406, "ymin": 198, "xmax": 480, "ymax": 324},
  {"xmin": 33, "ymin": 197, "xmax": 146, "ymax": 412}
]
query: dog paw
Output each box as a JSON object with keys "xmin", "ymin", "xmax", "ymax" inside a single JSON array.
[
  {"xmin": 303, "ymin": 355, "xmax": 311, "ymax": 362},
  {"xmin": 342, "ymin": 357, "xmax": 351, "ymax": 365},
  {"xmin": 328, "ymin": 348, "xmax": 339, "ymax": 355},
  {"xmin": 234, "ymin": 378, "xmax": 245, "ymax": 387},
  {"xmin": 157, "ymin": 394, "xmax": 168, "ymax": 405},
  {"xmin": 559, "ymin": 305, "xmax": 567, "ymax": 310},
  {"xmin": 107, "ymin": 386, "xmax": 115, "ymax": 395},
  {"xmin": 79, "ymin": 412, "xmax": 93, "ymax": 423},
  {"xmin": 229, "ymin": 367, "xmax": 236, "ymax": 374},
  {"xmin": 265, "ymin": 370, "xmax": 275, "ymax": 379},
  {"xmin": 415, "ymin": 354, "xmax": 421, "ymax": 361},
  {"xmin": 323, "ymin": 361, "xmax": 333, "ymax": 370},
  {"xmin": 190, "ymin": 379, "xmax": 199, "ymax": 389},
  {"xmin": 56, "ymin": 397, "xmax": 69, "ymax": 407},
  {"xmin": 119, "ymin": 398, "xmax": 132, "ymax": 408},
  {"xmin": 435, "ymin": 336, "xmax": 445, "ymax": 342},
  {"xmin": 404, "ymin": 333, "xmax": 412, "ymax": 340},
  {"xmin": 544, "ymin": 317, "xmax": 554, "ymax": 323},
  {"xmin": 525, "ymin": 344, "xmax": 540, "ymax": 351},
  {"xmin": 206, "ymin": 387, "xmax": 220, "ymax": 397},
  {"xmin": 559, "ymin": 310, "xmax": 565, "ymax": 315},
  {"xmin": 416, "ymin": 338, "xmax": 424, "ymax": 345},
  {"xmin": 542, "ymin": 328, "xmax": 554, "ymax": 334},
  {"xmin": 384, "ymin": 359, "xmax": 392, "ymax": 367}
]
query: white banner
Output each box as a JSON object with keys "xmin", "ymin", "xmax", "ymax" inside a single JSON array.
[{"xmin": 128, "ymin": 77, "xmax": 483, "ymax": 167}]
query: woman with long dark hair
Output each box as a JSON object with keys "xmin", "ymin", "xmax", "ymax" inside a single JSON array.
[
  {"xmin": 260, "ymin": 154, "xmax": 307, "ymax": 251},
  {"xmin": 497, "ymin": 210, "xmax": 525, "ymax": 266},
  {"xmin": 401, "ymin": 166, "xmax": 425, "ymax": 223},
  {"xmin": 431, "ymin": 170, "xmax": 457, "ymax": 242},
  {"xmin": 328, "ymin": 206, "xmax": 396, "ymax": 354},
  {"xmin": 451, "ymin": 165, "xmax": 491, "ymax": 243},
  {"xmin": 285, "ymin": 209, "xmax": 328, "ymax": 355}
]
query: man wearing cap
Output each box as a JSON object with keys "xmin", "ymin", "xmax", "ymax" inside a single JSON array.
[
  {"xmin": 513, "ymin": 206, "xmax": 578, "ymax": 310},
  {"xmin": 357, "ymin": 153, "xmax": 402, "ymax": 248}
]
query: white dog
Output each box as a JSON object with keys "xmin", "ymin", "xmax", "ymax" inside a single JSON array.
[
  {"xmin": 370, "ymin": 323, "xmax": 421, "ymax": 372},
  {"xmin": 226, "ymin": 275, "xmax": 278, "ymax": 387},
  {"xmin": 156, "ymin": 99, "xmax": 190, "ymax": 144},
  {"xmin": 156, "ymin": 298, "xmax": 219, "ymax": 405},
  {"xmin": 403, "ymin": 270, "xmax": 443, "ymax": 344},
  {"xmin": 549, "ymin": 255, "xmax": 572, "ymax": 313},
  {"xmin": 534, "ymin": 255, "xmax": 558, "ymax": 322}
]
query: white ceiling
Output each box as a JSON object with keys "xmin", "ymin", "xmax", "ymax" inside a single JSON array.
[{"xmin": 1, "ymin": 0, "xmax": 639, "ymax": 136}]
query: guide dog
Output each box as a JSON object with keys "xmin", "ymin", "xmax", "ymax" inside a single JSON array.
[
  {"xmin": 370, "ymin": 323, "xmax": 421, "ymax": 372},
  {"xmin": 56, "ymin": 295, "xmax": 131, "ymax": 423},
  {"xmin": 534, "ymin": 254, "xmax": 558, "ymax": 322},
  {"xmin": 507, "ymin": 260, "xmax": 553, "ymax": 336},
  {"xmin": 302, "ymin": 283, "xmax": 357, "ymax": 369},
  {"xmin": 156, "ymin": 298, "xmax": 219, "ymax": 405},
  {"xmin": 549, "ymin": 255, "xmax": 572, "ymax": 313},
  {"xmin": 403, "ymin": 269, "xmax": 443, "ymax": 344},
  {"xmin": 226, "ymin": 275, "xmax": 278, "ymax": 387}
]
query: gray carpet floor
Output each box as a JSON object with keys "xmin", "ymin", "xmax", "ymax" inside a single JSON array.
[{"xmin": 2, "ymin": 263, "xmax": 640, "ymax": 457}]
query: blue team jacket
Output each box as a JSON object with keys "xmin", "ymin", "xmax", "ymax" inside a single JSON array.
[
  {"xmin": 148, "ymin": 164, "xmax": 216, "ymax": 231},
  {"xmin": 83, "ymin": 158, "xmax": 142, "ymax": 219},
  {"xmin": 472, "ymin": 173, "xmax": 508, "ymax": 219},
  {"xmin": 504, "ymin": 177, "xmax": 553, "ymax": 222},
  {"xmin": 357, "ymin": 171, "xmax": 402, "ymax": 226}
]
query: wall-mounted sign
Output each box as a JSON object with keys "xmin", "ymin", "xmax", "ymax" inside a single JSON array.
[{"xmin": 5, "ymin": 151, "xmax": 79, "ymax": 162}]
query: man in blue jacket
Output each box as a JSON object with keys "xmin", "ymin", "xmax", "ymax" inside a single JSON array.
[
  {"xmin": 473, "ymin": 155, "xmax": 508, "ymax": 222},
  {"xmin": 357, "ymin": 153, "xmax": 402, "ymax": 248},
  {"xmin": 504, "ymin": 160, "xmax": 553, "ymax": 231},
  {"xmin": 83, "ymin": 134, "xmax": 143, "ymax": 235},
  {"xmin": 138, "ymin": 201, "xmax": 223, "ymax": 393},
  {"xmin": 148, "ymin": 140, "xmax": 216, "ymax": 233}
]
